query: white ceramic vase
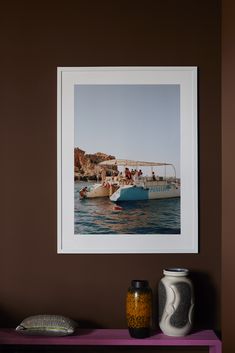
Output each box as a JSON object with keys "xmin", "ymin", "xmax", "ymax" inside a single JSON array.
[{"xmin": 158, "ymin": 268, "xmax": 194, "ymax": 337}]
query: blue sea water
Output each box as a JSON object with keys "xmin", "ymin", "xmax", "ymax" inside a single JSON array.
[{"xmin": 74, "ymin": 182, "xmax": 180, "ymax": 235}]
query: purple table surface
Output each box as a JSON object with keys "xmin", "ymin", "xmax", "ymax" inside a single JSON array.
[{"xmin": 0, "ymin": 329, "xmax": 221, "ymax": 350}]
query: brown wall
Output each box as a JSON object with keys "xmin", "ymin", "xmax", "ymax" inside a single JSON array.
[{"xmin": 0, "ymin": 0, "xmax": 221, "ymax": 349}]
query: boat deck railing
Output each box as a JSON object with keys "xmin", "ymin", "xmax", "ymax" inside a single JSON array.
[{"xmin": 104, "ymin": 176, "xmax": 179, "ymax": 187}]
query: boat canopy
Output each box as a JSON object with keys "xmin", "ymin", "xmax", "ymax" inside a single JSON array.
[{"xmin": 99, "ymin": 159, "xmax": 172, "ymax": 167}]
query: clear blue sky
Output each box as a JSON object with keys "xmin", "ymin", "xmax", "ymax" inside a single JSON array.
[{"xmin": 74, "ymin": 85, "xmax": 180, "ymax": 177}]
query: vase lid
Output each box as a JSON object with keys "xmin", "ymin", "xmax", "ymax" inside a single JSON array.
[{"xmin": 163, "ymin": 268, "xmax": 189, "ymax": 276}]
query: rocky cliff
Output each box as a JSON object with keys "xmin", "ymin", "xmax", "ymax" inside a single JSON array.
[{"xmin": 74, "ymin": 148, "xmax": 117, "ymax": 180}]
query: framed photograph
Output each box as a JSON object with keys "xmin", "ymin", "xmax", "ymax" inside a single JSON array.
[{"xmin": 57, "ymin": 67, "xmax": 198, "ymax": 253}]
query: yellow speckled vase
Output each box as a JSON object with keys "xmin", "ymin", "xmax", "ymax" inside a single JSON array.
[{"xmin": 126, "ymin": 280, "xmax": 152, "ymax": 338}]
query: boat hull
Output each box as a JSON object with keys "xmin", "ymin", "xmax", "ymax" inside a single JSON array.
[
  {"xmin": 84, "ymin": 184, "xmax": 109, "ymax": 198},
  {"xmin": 110, "ymin": 184, "xmax": 180, "ymax": 202}
]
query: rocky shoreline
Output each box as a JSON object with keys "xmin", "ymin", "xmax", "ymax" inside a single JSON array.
[{"xmin": 74, "ymin": 147, "xmax": 117, "ymax": 181}]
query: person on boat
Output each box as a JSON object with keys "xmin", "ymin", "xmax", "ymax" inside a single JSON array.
[
  {"xmin": 133, "ymin": 170, "xmax": 139, "ymax": 182},
  {"xmin": 138, "ymin": 169, "xmax": 143, "ymax": 177},
  {"xmin": 112, "ymin": 170, "xmax": 119, "ymax": 182},
  {"xmin": 79, "ymin": 187, "xmax": 88, "ymax": 199},
  {"xmin": 125, "ymin": 167, "xmax": 129, "ymax": 178},
  {"xmin": 124, "ymin": 167, "xmax": 132, "ymax": 184},
  {"xmin": 152, "ymin": 171, "xmax": 156, "ymax": 181}
]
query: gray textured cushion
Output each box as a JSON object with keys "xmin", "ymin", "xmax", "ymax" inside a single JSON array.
[{"xmin": 16, "ymin": 315, "xmax": 78, "ymax": 336}]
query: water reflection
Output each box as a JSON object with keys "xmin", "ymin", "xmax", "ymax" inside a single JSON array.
[{"xmin": 75, "ymin": 182, "xmax": 180, "ymax": 234}]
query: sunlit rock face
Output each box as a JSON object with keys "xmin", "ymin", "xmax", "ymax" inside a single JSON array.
[{"xmin": 74, "ymin": 148, "xmax": 117, "ymax": 180}]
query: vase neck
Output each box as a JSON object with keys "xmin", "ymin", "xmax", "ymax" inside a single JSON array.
[{"xmin": 163, "ymin": 268, "xmax": 189, "ymax": 277}]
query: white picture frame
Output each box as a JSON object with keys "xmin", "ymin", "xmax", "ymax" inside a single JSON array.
[{"xmin": 57, "ymin": 67, "xmax": 198, "ymax": 253}]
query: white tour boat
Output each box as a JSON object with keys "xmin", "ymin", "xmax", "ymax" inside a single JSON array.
[
  {"xmin": 79, "ymin": 159, "xmax": 180, "ymax": 201},
  {"xmin": 79, "ymin": 176, "xmax": 120, "ymax": 199}
]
